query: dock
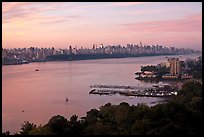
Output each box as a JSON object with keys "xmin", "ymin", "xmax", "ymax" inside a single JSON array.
[{"xmin": 89, "ymin": 84, "xmax": 177, "ymax": 97}]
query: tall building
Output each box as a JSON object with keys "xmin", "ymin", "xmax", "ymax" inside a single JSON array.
[
  {"xmin": 168, "ymin": 58, "xmax": 181, "ymax": 75},
  {"xmin": 92, "ymin": 44, "xmax": 95, "ymax": 50},
  {"xmin": 69, "ymin": 46, "xmax": 72, "ymax": 54}
]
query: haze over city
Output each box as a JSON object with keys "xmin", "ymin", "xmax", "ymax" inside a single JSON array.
[{"xmin": 2, "ymin": 2, "xmax": 202, "ymax": 50}]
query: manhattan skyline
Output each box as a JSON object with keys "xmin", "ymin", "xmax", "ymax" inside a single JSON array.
[{"xmin": 2, "ymin": 2, "xmax": 202, "ymax": 50}]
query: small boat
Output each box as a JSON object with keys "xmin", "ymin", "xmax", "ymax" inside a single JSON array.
[
  {"xmin": 65, "ymin": 94, "xmax": 68, "ymax": 102},
  {"xmin": 35, "ymin": 69, "xmax": 39, "ymax": 71}
]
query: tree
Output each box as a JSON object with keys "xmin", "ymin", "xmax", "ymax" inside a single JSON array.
[
  {"xmin": 2, "ymin": 131, "xmax": 10, "ymax": 135},
  {"xmin": 19, "ymin": 121, "xmax": 36, "ymax": 135},
  {"xmin": 28, "ymin": 125, "xmax": 54, "ymax": 135},
  {"xmin": 47, "ymin": 115, "xmax": 69, "ymax": 135},
  {"xmin": 68, "ymin": 115, "xmax": 83, "ymax": 135}
]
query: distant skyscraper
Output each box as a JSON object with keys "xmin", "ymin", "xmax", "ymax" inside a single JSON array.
[
  {"xmin": 93, "ymin": 44, "xmax": 95, "ymax": 50},
  {"xmin": 72, "ymin": 47, "xmax": 77, "ymax": 54},
  {"xmin": 140, "ymin": 41, "xmax": 142, "ymax": 47},
  {"xmin": 168, "ymin": 58, "xmax": 181, "ymax": 75},
  {"xmin": 69, "ymin": 46, "xmax": 72, "ymax": 54}
]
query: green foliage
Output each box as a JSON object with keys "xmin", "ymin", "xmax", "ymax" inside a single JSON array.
[
  {"xmin": 85, "ymin": 109, "xmax": 99, "ymax": 125},
  {"xmin": 186, "ymin": 58, "xmax": 202, "ymax": 79},
  {"xmin": 47, "ymin": 115, "xmax": 69, "ymax": 135},
  {"xmin": 28, "ymin": 125, "xmax": 54, "ymax": 135},
  {"xmin": 19, "ymin": 121, "xmax": 36, "ymax": 135},
  {"xmin": 141, "ymin": 65, "xmax": 169, "ymax": 77},
  {"xmin": 68, "ymin": 115, "xmax": 84, "ymax": 135},
  {"xmin": 2, "ymin": 131, "xmax": 10, "ymax": 135},
  {"xmin": 141, "ymin": 65, "xmax": 157, "ymax": 72}
]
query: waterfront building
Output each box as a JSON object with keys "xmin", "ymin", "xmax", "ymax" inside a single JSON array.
[
  {"xmin": 166, "ymin": 62, "xmax": 170, "ymax": 67},
  {"xmin": 72, "ymin": 47, "xmax": 77, "ymax": 54},
  {"xmin": 69, "ymin": 46, "xmax": 72, "ymax": 54},
  {"xmin": 135, "ymin": 71, "xmax": 156, "ymax": 78},
  {"xmin": 168, "ymin": 58, "xmax": 181, "ymax": 75}
]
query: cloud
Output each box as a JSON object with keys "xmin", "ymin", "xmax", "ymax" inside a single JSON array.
[
  {"xmin": 39, "ymin": 15, "xmax": 81, "ymax": 24},
  {"xmin": 2, "ymin": 2, "xmax": 31, "ymax": 13},
  {"xmin": 3, "ymin": 2, "xmax": 33, "ymax": 23},
  {"xmin": 121, "ymin": 9, "xmax": 160, "ymax": 16},
  {"xmin": 2, "ymin": 2, "xmax": 78, "ymax": 24},
  {"xmin": 121, "ymin": 14, "xmax": 202, "ymax": 32},
  {"xmin": 2, "ymin": 2, "xmax": 150, "ymax": 24}
]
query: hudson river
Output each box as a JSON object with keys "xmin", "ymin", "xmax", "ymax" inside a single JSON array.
[{"xmin": 2, "ymin": 54, "xmax": 199, "ymax": 133}]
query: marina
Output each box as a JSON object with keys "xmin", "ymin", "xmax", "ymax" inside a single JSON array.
[{"xmin": 89, "ymin": 84, "xmax": 177, "ymax": 97}]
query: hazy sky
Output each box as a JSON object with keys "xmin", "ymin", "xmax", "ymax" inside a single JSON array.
[{"xmin": 2, "ymin": 2, "xmax": 202, "ymax": 50}]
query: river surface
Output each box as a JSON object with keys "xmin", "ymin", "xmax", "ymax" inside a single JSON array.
[{"xmin": 2, "ymin": 54, "xmax": 199, "ymax": 133}]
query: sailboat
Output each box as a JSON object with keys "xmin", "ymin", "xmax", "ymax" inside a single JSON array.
[{"xmin": 65, "ymin": 94, "xmax": 68, "ymax": 102}]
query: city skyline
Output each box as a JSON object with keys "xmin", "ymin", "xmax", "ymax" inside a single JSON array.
[{"xmin": 2, "ymin": 2, "xmax": 202, "ymax": 50}]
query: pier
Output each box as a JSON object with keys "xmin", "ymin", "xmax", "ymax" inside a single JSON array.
[{"xmin": 89, "ymin": 84, "xmax": 177, "ymax": 97}]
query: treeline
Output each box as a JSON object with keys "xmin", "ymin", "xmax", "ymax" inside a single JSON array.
[
  {"xmin": 185, "ymin": 57, "xmax": 202, "ymax": 79},
  {"xmin": 2, "ymin": 81, "xmax": 202, "ymax": 135},
  {"xmin": 141, "ymin": 65, "xmax": 169, "ymax": 77}
]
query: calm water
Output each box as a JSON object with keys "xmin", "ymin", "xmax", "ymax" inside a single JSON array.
[{"xmin": 2, "ymin": 55, "xmax": 199, "ymax": 133}]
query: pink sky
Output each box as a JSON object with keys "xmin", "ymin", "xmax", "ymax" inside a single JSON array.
[{"xmin": 2, "ymin": 2, "xmax": 202, "ymax": 50}]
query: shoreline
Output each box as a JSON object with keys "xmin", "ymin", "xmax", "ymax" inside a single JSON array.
[
  {"xmin": 46, "ymin": 53, "xmax": 178, "ymax": 61},
  {"xmin": 2, "ymin": 53, "xmax": 196, "ymax": 66},
  {"xmin": 135, "ymin": 77, "xmax": 187, "ymax": 82}
]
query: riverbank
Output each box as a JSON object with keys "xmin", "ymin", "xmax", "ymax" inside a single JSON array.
[
  {"xmin": 2, "ymin": 53, "xmax": 186, "ymax": 66},
  {"xmin": 135, "ymin": 77, "xmax": 187, "ymax": 82},
  {"xmin": 46, "ymin": 53, "xmax": 180, "ymax": 61}
]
